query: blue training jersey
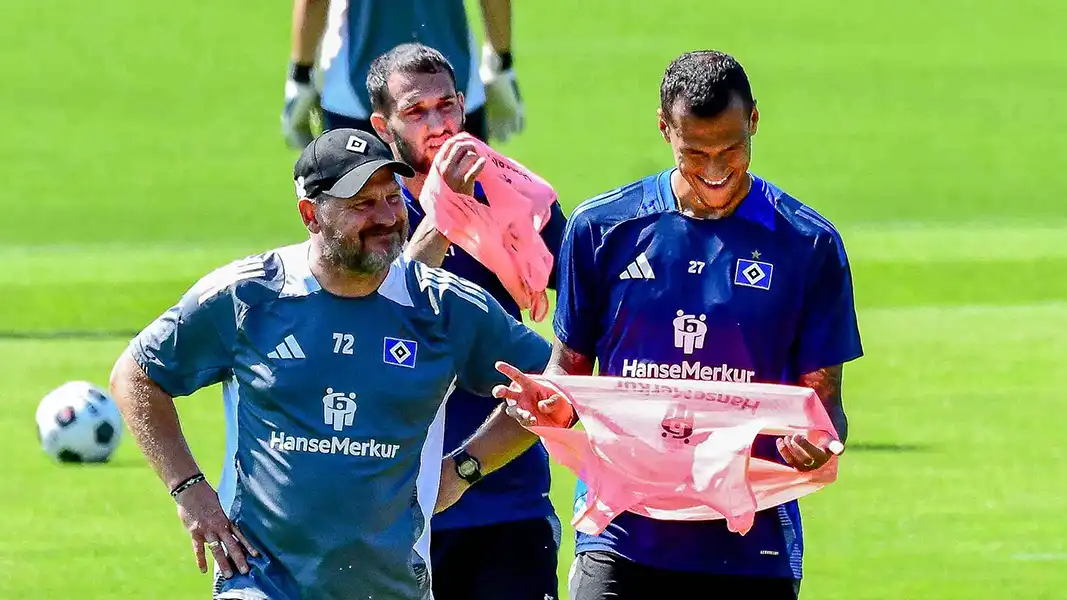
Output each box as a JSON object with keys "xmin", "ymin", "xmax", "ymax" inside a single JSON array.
[
  {"xmin": 318, "ymin": 0, "xmax": 485, "ymax": 120},
  {"xmin": 129, "ymin": 244, "xmax": 550, "ymax": 600},
  {"xmin": 554, "ymin": 170, "xmax": 863, "ymax": 579},
  {"xmin": 403, "ymin": 183, "xmax": 569, "ymax": 530}
]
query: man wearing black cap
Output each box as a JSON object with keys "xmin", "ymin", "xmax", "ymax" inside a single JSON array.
[{"xmin": 109, "ymin": 128, "xmax": 557, "ymax": 600}]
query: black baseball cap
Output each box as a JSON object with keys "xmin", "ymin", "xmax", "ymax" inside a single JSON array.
[{"xmin": 293, "ymin": 129, "xmax": 414, "ymax": 199}]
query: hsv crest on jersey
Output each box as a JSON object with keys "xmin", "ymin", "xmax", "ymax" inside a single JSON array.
[
  {"xmin": 734, "ymin": 258, "xmax": 773, "ymax": 290},
  {"xmin": 322, "ymin": 388, "xmax": 358, "ymax": 431},
  {"xmin": 383, "ymin": 337, "xmax": 418, "ymax": 368}
]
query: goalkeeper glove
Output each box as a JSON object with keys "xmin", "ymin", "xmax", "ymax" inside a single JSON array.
[
  {"xmin": 281, "ymin": 63, "xmax": 320, "ymax": 150},
  {"xmin": 479, "ymin": 45, "xmax": 524, "ymax": 143}
]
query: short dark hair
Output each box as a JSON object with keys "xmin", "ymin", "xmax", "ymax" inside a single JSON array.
[
  {"xmin": 660, "ymin": 50, "xmax": 754, "ymax": 120},
  {"xmin": 366, "ymin": 43, "xmax": 457, "ymax": 114}
]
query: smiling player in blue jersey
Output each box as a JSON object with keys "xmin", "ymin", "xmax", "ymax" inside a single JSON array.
[
  {"xmin": 365, "ymin": 44, "xmax": 568, "ymax": 600},
  {"xmin": 497, "ymin": 50, "xmax": 863, "ymax": 599},
  {"xmin": 108, "ymin": 129, "xmax": 551, "ymax": 600}
]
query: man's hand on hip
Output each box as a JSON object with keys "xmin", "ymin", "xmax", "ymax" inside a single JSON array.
[{"xmin": 174, "ymin": 479, "xmax": 259, "ymax": 579}]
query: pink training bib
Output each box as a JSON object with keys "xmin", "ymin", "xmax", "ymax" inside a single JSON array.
[
  {"xmin": 526, "ymin": 375, "xmax": 842, "ymax": 536},
  {"xmin": 418, "ymin": 133, "xmax": 557, "ymax": 321}
]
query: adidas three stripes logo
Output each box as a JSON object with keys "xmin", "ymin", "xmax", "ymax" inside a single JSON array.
[
  {"xmin": 619, "ymin": 252, "xmax": 655, "ymax": 280},
  {"xmin": 267, "ymin": 335, "xmax": 306, "ymax": 360}
]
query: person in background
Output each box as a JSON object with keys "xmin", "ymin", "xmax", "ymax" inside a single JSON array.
[
  {"xmin": 367, "ymin": 43, "xmax": 568, "ymax": 600},
  {"xmin": 283, "ymin": 0, "xmax": 523, "ymax": 147}
]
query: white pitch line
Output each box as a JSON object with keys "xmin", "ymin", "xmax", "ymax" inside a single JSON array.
[{"xmin": 1011, "ymin": 553, "xmax": 1067, "ymax": 561}]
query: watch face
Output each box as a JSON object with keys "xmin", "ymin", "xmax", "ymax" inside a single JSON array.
[{"xmin": 458, "ymin": 460, "xmax": 477, "ymax": 477}]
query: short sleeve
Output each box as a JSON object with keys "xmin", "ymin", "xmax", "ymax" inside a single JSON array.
[
  {"xmin": 794, "ymin": 232, "xmax": 864, "ymax": 374},
  {"xmin": 128, "ymin": 273, "xmax": 238, "ymax": 398},
  {"xmin": 540, "ymin": 202, "xmax": 569, "ymax": 290},
  {"xmin": 452, "ymin": 290, "xmax": 551, "ymax": 398},
  {"xmin": 552, "ymin": 212, "xmax": 602, "ymax": 359}
]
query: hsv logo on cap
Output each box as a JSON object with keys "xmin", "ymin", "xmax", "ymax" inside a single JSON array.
[{"xmin": 345, "ymin": 136, "xmax": 368, "ymax": 154}]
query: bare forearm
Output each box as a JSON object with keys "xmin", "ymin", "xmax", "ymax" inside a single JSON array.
[
  {"xmin": 545, "ymin": 338, "xmax": 595, "ymax": 376},
  {"xmin": 479, "ymin": 0, "xmax": 512, "ymax": 53},
  {"xmin": 291, "ymin": 0, "xmax": 328, "ymax": 65},
  {"xmin": 109, "ymin": 352, "xmax": 203, "ymax": 490},
  {"xmin": 800, "ymin": 364, "xmax": 848, "ymax": 443},
  {"xmin": 456, "ymin": 403, "xmax": 537, "ymax": 475},
  {"xmin": 404, "ymin": 218, "xmax": 451, "ymax": 268}
]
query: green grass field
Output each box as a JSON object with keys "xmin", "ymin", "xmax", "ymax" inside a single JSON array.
[{"xmin": 2, "ymin": 1, "xmax": 1065, "ymax": 598}]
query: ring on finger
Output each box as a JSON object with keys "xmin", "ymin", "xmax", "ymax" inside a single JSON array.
[{"xmin": 205, "ymin": 540, "xmax": 222, "ymax": 550}]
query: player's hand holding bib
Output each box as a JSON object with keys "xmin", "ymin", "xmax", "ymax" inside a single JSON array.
[{"xmin": 494, "ymin": 369, "xmax": 846, "ymax": 536}]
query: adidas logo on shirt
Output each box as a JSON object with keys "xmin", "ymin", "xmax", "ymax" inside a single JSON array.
[
  {"xmin": 619, "ymin": 252, "xmax": 655, "ymax": 280},
  {"xmin": 268, "ymin": 334, "xmax": 306, "ymax": 360}
]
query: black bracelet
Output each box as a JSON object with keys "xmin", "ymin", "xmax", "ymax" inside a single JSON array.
[
  {"xmin": 289, "ymin": 63, "xmax": 313, "ymax": 84},
  {"xmin": 170, "ymin": 473, "xmax": 206, "ymax": 499}
]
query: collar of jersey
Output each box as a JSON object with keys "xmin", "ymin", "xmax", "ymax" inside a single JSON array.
[
  {"xmin": 655, "ymin": 169, "xmax": 776, "ymax": 230},
  {"xmin": 276, "ymin": 241, "xmax": 414, "ymax": 306},
  {"xmin": 278, "ymin": 242, "xmax": 321, "ymax": 297}
]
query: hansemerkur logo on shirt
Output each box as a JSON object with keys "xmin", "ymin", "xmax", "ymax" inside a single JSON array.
[
  {"xmin": 620, "ymin": 310, "xmax": 757, "ymax": 384},
  {"xmin": 267, "ymin": 388, "xmax": 401, "ymax": 459}
]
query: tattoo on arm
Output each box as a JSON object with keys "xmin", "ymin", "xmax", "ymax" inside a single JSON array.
[
  {"xmin": 545, "ymin": 338, "xmax": 594, "ymax": 377},
  {"xmin": 799, "ymin": 365, "xmax": 847, "ymax": 443}
]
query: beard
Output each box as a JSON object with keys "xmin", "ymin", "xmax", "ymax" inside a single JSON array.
[
  {"xmin": 389, "ymin": 116, "xmax": 464, "ymax": 175},
  {"xmin": 392, "ymin": 130, "xmax": 434, "ymax": 175},
  {"xmin": 321, "ymin": 219, "xmax": 410, "ymax": 276}
]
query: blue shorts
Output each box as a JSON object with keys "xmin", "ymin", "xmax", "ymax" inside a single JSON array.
[
  {"xmin": 568, "ymin": 551, "xmax": 801, "ymax": 600},
  {"xmin": 431, "ymin": 516, "xmax": 561, "ymax": 600}
]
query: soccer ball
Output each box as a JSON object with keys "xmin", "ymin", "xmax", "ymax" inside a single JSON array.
[{"xmin": 36, "ymin": 381, "xmax": 124, "ymax": 463}]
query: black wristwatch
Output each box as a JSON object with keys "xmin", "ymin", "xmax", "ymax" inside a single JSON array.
[{"xmin": 452, "ymin": 449, "xmax": 483, "ymax": 485}]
